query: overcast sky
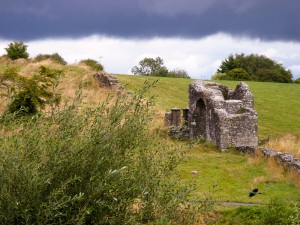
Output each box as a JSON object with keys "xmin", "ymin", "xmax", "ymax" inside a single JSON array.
[{"xmin": 1, "ymin": 0, "xmax": 300, "ymax": 79}]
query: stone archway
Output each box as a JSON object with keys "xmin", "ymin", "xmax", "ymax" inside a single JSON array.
[{"xmin": 195, "ymin": 98, "xmax": 206, "ymax": 137}]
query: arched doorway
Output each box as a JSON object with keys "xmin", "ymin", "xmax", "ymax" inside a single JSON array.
[{"xmin": 195, "ymin": 98, "xmax": 206, "ymax": 137}]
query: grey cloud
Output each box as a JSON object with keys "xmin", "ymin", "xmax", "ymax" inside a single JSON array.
[
  {"xmin": 0, "ymin": 0, "xmax": 299, "ymax": 41},
  {"xmin": 139, "ymin": 0, "xmax": 217, "ymax": 16}
]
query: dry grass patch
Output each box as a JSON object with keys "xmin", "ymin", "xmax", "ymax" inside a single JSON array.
[
  {"xmin": 265, "ymin": 133, "xmax": 300, "ymax": 158},
  {"xmin": 266, "ymin": 157, "xmax": 300, "ymax": 187}
]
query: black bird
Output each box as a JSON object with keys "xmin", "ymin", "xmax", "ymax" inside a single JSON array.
[{"xmin": 249, "ymin": 188, "xmax": 261, "ymax": 197}]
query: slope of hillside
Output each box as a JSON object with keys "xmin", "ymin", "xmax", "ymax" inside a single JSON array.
[
  {"xmin": 116, "ymin": 74, "xmax": 300, "ymax": 139},
  {"xmin": 0, "ymin": 58, "xmax": 113, "ymax": 113}
]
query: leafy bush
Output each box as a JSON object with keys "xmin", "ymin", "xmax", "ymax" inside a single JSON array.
[
  {"xmin": 218, "ymin": 68, "xmax": 250, "ymax": 81},
  {"xmin": 5, "ymin": 41, "xmax": 29, "ymax": 60},
  {"xmin": 34, "ymin": 53, "xmax": 67, "ymax": 65},
  {"xmin": 80, "ymin": 59, "xmax": 104, "ymax": 71},
  {"xmin": 167, "ymin": 69, "xmax": 190, "ymax": 79},
  {"xmin": 0, "ymin": 65, "xmax": 62, "ymax": 115},
  {"xmin": 0, "ymin": 81, "xmax": 203, "ymax": 224},
  {"xmin": 294, "ymin": 77, "xmax": 300, "ymax": 84}
]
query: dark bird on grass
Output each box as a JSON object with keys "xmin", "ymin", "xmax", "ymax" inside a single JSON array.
[{"xmin": 249, "ymin": 188, "xmax": 261, "ymax": 197}]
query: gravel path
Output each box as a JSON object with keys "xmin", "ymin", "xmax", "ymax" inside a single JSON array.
[{"xmin": 217, "ymin": 202, "xmax": 262, "ymax": 207}]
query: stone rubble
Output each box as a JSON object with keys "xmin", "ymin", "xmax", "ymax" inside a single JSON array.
[{"xmin": 93, "ymin": 71, "xmax": 120, "ymax": 88}]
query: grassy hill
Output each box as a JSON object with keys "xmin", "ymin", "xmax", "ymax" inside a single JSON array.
[
  {"xmin": 116, "ymin": 74, "xmax": 300, "ymax": 139},
  {"xmin": 1, "ymin": 59, "xmax": 299, "ymax": 222}
]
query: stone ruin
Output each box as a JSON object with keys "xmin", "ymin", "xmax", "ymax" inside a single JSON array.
[
  {"xmin": 93, "ymin": 71, "xmax": 120, "ymax": 88},
  {"xmin": 166, "ymin": 81, "xmax": 258, "ymax": 150}
]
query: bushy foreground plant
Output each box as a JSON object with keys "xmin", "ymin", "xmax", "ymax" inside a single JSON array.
[
  {"xmin": 0, "ymin": 65, "xmax": 62, "ymax": 115},
  {"xmin": 0, "ymin": 81, "xmax": 203, "ymax": 224}
]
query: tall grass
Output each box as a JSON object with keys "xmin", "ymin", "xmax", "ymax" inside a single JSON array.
[
  {"xmin": 214, "ymin": 198, "xmax": 300, "ymax": 225},
  {"xmin": 265, "ymin": 133, "xmax": 300, "ymax": 158},
  {"xmin": 0, "ymin": 81, "xmax": 204, "ymax": 224}
]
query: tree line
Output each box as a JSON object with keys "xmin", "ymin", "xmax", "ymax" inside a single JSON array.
[{"xmin": 213, "ymin": 53, "xmax": 296, "ymax": 83}]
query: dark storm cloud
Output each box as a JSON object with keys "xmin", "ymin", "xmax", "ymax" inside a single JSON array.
[{"xmin": 0, "ymin": 0, "xmax": 299, "ymax": 41}]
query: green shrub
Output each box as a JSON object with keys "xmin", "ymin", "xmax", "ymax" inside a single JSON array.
[
  {"xmin": 0, "ymin": 81, "xmax": 202, "ymax": 224},
  {"xmin": 167, "ymin": 69, "xmax": 191, "ymax": 79},
  {"xmin": 80, "ymin": 59, "xmax": 104, "ymax": 71},
  {"xmin": 34, "ymin": 53, "xmax": 67, "ymax": 65},
  {"xmin": 5, "ymin": 41, "xmax": 29, "ymax": 60},
  {"xmin": 295, "ymin": 77, "xmax": 300, "ymax": 84},
  {"xmin": 0, "ymin": 65, "xmax": 62, "ymax": 116}
]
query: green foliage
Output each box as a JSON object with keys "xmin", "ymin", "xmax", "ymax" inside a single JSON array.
[
  {"xmin": 5, "ymin": 41, "xmax": 29, "ymax": 60},
  {"xmin": 132, "ymin": 57, "xmax": 191, "ymax": 78},
  {"xmin": 219, "ymin": 68, "xmax": 250, "ymax": 81},
  {"xmin": 132, "ymin": 57, "xmax": 169, "ymax": 77},
  {"xmin": 215, "ymin": 199, "xmax": 300, "ymax": 225},
  {"xmin": 211, "ymin": 72, "xmax": 226, "ymax": 80},
  {"xmin": 294, "ymin": 77, "xmax": 300, "ymax": 84},
  {"xmin": 0, "ymin": 65, "xmax": 62, "ymax": 115},
  {"xmin": 34, "ymin": 53, "xmax": 67, "ymax": 65},
  {"xmin": 167, "ymin": 69, "xmax": 191, "ymax": 79},
  {"xmin": 215, "ymin": 53, "xmax": 293, "ymax": 83},
  {"xmin": 0, "ymin": 81, "xmax": 202, "ymax": 224},
  {"xmin": 80, "ymin": 59, "xmax": 104, "ymax": 71},
  {"xmin": 217, "ymin": 54, "xmax": 239, "ymax": 74}
]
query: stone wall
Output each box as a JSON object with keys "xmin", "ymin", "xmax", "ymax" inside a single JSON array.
[{"xmin": 261, "ymin": 148, "xmax": 300, "ymax": 177}]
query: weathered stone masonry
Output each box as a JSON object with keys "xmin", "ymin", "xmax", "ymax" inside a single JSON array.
[
  {"xmin": 166, "ymin": 81, "xmax": 258, "ymax": 150},
  {"xmin": 189, "ymin": 81, "xmax": 258, "ymax": 149}
]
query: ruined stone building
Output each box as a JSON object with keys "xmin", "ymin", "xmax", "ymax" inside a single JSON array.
[{"xmin": 166, "ymin": 81, "xmax": 258, "ymax": 150}]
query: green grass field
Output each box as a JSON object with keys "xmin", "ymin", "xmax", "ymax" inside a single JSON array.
[{"xmin": 116, "ymin": 75, "xmax": 300, "ymax": 139}]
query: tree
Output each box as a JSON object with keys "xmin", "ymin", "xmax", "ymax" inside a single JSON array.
[
  {"xmin": 0, "ymin": 65, "xmax": 63, "ymax": 115},
  {"xmin": 217, "ymin": 54, "xmax": 240, "ymax": 73},
  {"xmin": 5, "ymin": 41, "xmax": 29, "ymax": 60},
  {"xmin": 215, "ymin": 53, "xmax": 293, "ymax": 83},
  {"xmin": 132, "ymin": 57, "xmax": 169, "ymax": 77}
]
